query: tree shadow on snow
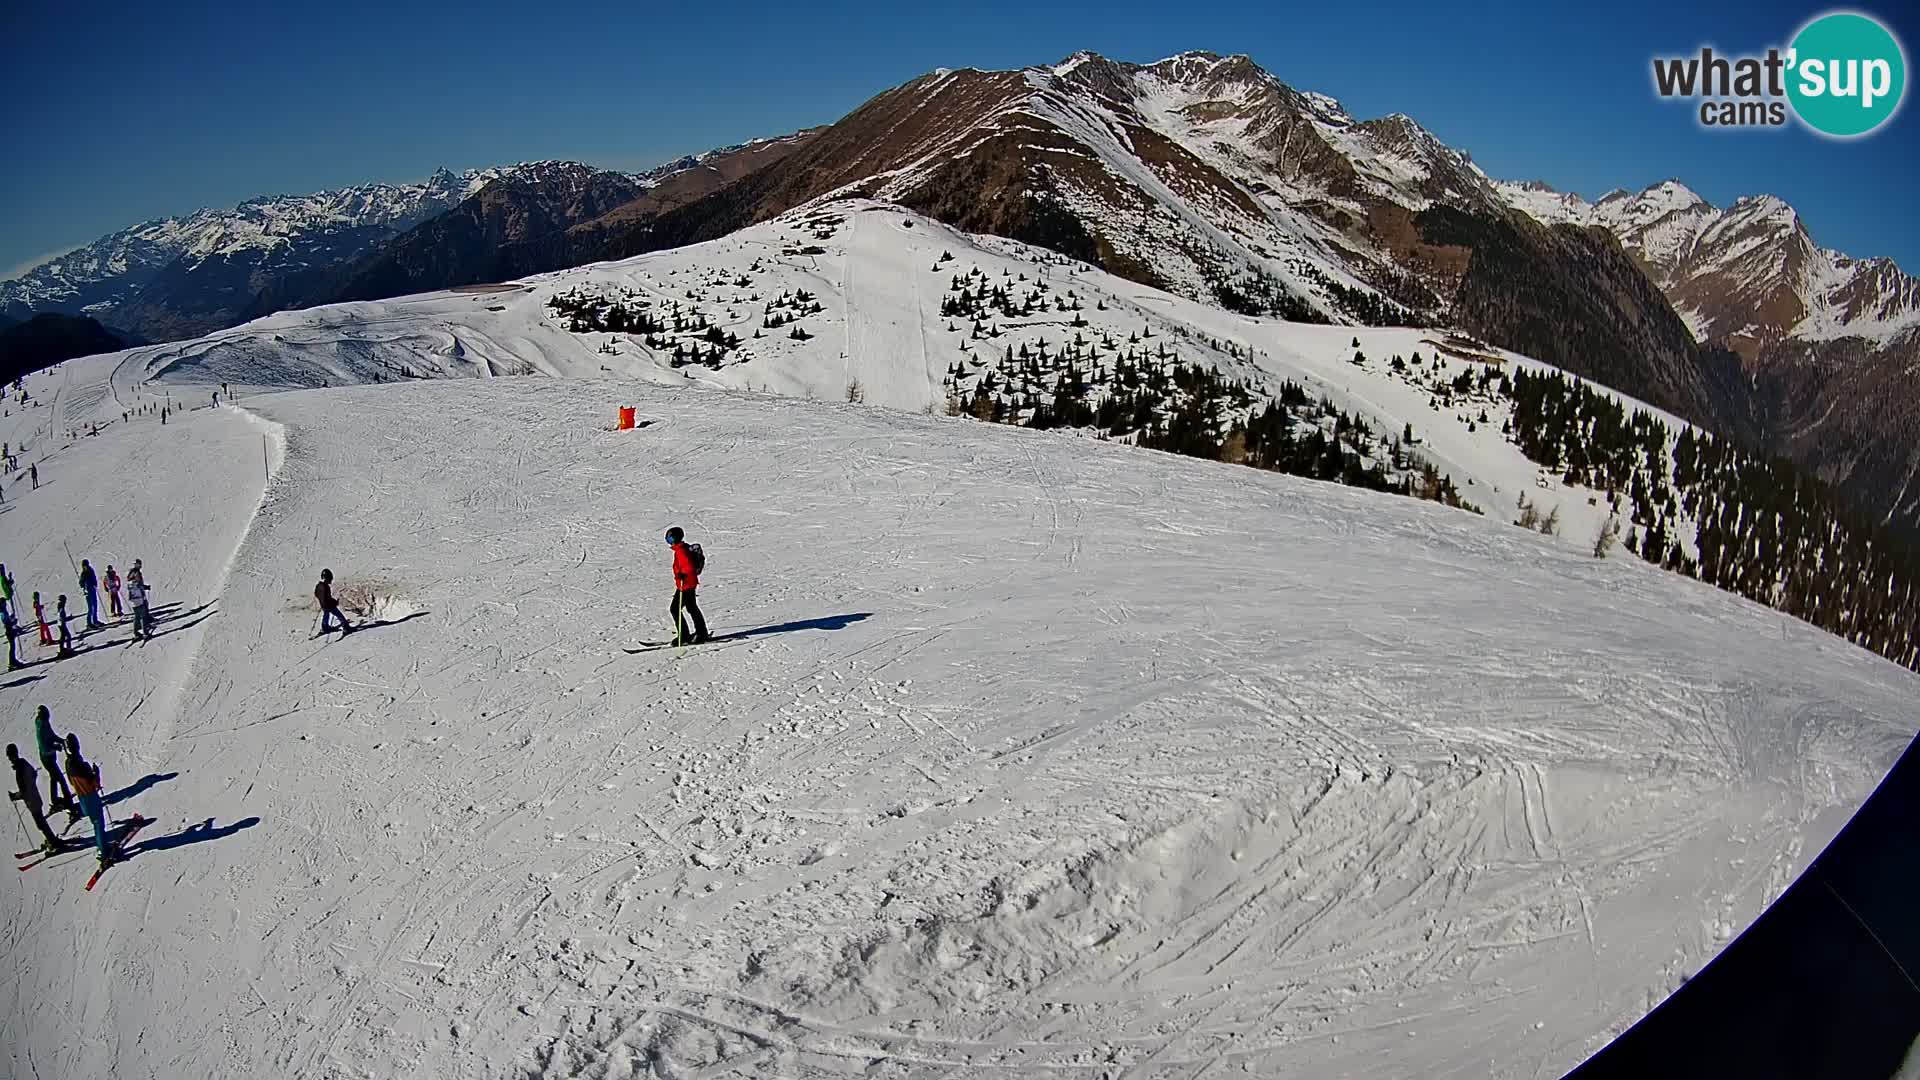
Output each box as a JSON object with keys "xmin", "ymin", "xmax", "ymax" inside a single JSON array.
[
  {"xmin": 104, "ymin": 771, "xmax": 178, "ymax": 807},
  {"xmin": 124, "ymin": 816, "xmax": 260, "ymax": 859},
  {"xmin": 727, "ymin": 612, "xmax": 873, "ymax": 641}
]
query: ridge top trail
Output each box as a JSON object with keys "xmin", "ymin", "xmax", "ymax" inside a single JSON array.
[{"xmin": 4, "ymin": 372, "xmax": 1910, "ymax": 1079}]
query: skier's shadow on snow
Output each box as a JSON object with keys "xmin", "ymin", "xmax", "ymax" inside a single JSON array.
[
  {"xmin": 322, "ymin": 611, "xmax": 431, "ymax": 639},
  {"xmin": 146, "ymin": 599, "xmax": 216, "ymax": 623},
  {"xmin": 104, "ymin": 771, "xmax": 177, "ymax": 807},
  {"xmin": 7, "ymin": 635, "xmax": 125, "ymax": 666},
  {"xmin": 0, "ymin": 673, "xmax": 45, "ymax": 689},
  {"xmin": 356, "ymin": 610, "xmax": 430, "ymax": 632},
  {"xmin": 142, "ymin": 602, "xmax": 220, "ymax": 641},
  {"xmin": 728, "ymin": 612, "xmax": 873, "ymax": 640},
  {"xmin": 123, "ymin": 816, "xmax": 260, "ymax": 859}
]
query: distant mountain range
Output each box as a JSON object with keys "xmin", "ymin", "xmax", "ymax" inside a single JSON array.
[
  {"xmin": 3, "ymin": 166, "xmax": 503, "ymax": 338},
  {"xmin": 0, "ymin": 145, "xmax": 811, "ymax": 342},
  {"xmin": 5, "ymin": 51, "xmax": 1915, "ymax": 532},
  {"xmin": 1494, "ymin": 177, "xmax": 1920, "ymax": 534}
]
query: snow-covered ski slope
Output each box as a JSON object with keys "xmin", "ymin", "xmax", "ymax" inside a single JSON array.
[
  {"xmin": 68, "ymin": 199, "xmax": 1690, "ymax": 552},
  {"xmin": 1, "ymin": 362, "xmax": 1914, "ymax": 1077}
]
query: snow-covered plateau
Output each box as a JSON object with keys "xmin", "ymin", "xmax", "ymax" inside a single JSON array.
[{"xmin": 1, "ymin": 204, "xmax": 1914, "ymax": 1079}]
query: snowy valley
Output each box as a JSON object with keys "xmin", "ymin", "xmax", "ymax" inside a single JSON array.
[{"xmin": 0, "ymin": 199, "xmax": 1916, "ymax": 1078}]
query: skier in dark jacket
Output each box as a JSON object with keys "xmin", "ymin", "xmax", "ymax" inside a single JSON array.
[
  {"xmin": 34, "ymin": 706, "xmax": 71, "ymax": 811},
  {"xmin": 78, "ymin": 559, "xmax": 101, "ymax": 630},
  {"xmin": 7, "ymin": 743, "xmax": 61, "ymax": 853},
  {"xmin": 666, "ymin": 527, "xmax": 709, "ymax": 645},
  {"xmin": 315, "ymin": 569, "xmax": 353, "ymax": 635},
  {"xmin": 63, "ymin": 734, "xmax": 109, "ymax": 867}
]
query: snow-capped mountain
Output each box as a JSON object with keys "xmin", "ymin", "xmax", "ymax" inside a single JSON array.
[
  {"xmin": 569, "ymin": 50, "xmax": 1724, "ymax": 455},
  {"xmin": 304, "ymin": 132, "xmax": 820, "ymax": 309},
  {"xmin": 560, "ymin": 49, "xmax": 1903, "ymax": 534},
  {"xmin": 10, "ymin": 48, "xmax": 1914, "ymax": 532},
  {"xmin": 1496, "ymin": 178, "xmax": 1920, "ymax": 532},
  {"xmin": 0, "ymin": 142, "xmax": 820, "ymax": 344},
  {"xmin": 0, "ymin": 162, "xmax": 645, "ymax": 340},
  {"xmin": 1496, "ymin": 178, "xmax": 1920, "ymax": 351},
  {"xmin": 249, "ymin": 161, "xmax": 654, "ymax": 314}
]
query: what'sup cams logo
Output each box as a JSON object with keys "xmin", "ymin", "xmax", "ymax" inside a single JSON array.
[{"xmin": 1652, "ymin": 11, "xmax": 1907, "ymax": 137}]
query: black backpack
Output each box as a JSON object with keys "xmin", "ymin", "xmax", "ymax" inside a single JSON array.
[{"xmin": 685, "ymin": 542, "xmax": 706, "ymax": 574}]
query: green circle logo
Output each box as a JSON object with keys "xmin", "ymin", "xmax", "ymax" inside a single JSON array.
[{"xmin": 1787, "ymin": 12, "xmax": 1907, "ymax": 137}]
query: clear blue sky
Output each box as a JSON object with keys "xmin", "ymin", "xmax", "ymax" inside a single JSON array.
[{"xmin": 3, "ymin": 0, "xmax": 1915, "ymax": 277}]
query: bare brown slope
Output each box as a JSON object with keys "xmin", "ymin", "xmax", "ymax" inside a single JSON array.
[
  {"xmin": 582, "ymin": 132, "xmax": 823, "ymax": 230},
  {"xmin": 1742, "ymin": 337, "xmax": 1920, "ymax": 532}
]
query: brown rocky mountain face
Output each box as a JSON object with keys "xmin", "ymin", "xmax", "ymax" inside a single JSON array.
[
  {"xmin": 581, "ymin": 49, "xmax": 1915, "ymax": 535},
  {"xmin": 574, "ymin": 52, "xmax": 1739, "ymax": 443},
  {"xmin": 583, "ymin": 133, "xmax": 823, "ymax": 230}
]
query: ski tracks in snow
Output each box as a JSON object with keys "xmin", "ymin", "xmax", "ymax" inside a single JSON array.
[{"xmin": 4, "ymin": 376, "xmax": 1914, "ymax": 1080}]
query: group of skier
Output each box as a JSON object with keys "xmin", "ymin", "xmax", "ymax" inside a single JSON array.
[
  {"xmin": 7, "ymin": 705, "xmax": 119, "ymax": 869},
  {"xmin": 1, "ymin": 556, "xmax": 153, "ymax": 669},
  {"xmin": 1, "ymin": 447, "xmax": 715, "ymax": 879}
]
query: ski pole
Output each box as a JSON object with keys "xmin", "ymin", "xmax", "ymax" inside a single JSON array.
[{"xmin": 10, "ymin": 795, "xmax": 28, "ymax": 847}]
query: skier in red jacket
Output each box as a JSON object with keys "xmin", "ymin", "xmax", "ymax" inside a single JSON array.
[{"xmin": 666, "ymin": 527, "xmax": 709, "ymax": 645}]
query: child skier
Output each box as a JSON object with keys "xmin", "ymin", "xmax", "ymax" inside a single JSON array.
[
  {"xmin": 315, "ymin": 569, "xmax": 353, "ymax": 635},
  {"xmin": 63, "ymin": 734, "xmax": 109, "ymax": 867},
  {"xmin": 104, "ymin": 565, "xmax": 122, "ymax": 620},
  {"xmin": 32, "ymin": 592, "xmax": 51, "ymax": 647},
  {"xmin": 127, "ymin": 575, "xmax": 152, "ymax": 641},
  {"xmin": 55, "ymin": 596, "xmax": 72, "ymax": 656}
]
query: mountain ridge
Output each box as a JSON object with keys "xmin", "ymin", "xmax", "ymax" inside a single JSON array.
[{"xmin": 7, "ymin": 49, "xmax": 1915, "ymax": 530}]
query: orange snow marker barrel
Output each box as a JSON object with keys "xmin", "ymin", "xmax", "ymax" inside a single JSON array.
[{"xmin": 617, "ymin": 406, "xmax": 636, "ymax": 430}]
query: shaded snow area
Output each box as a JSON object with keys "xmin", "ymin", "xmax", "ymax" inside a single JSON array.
[{"xmin": 3, "ymin": 364, "xmax": 1914, "ymax": 1079}]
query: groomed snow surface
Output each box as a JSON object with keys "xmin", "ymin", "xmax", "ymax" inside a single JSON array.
[{"xmin": 3, "ymin": 353, "xmax": 1915, "ymax": 1079}]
